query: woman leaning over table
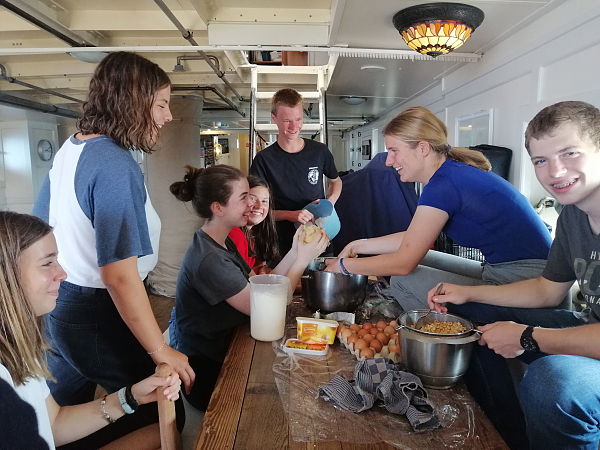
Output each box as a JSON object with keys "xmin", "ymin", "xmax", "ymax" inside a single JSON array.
[
  {"xmin": 170, "ymin": 165, "xmax": 327, "ymax": 411},
  {"xmin": 0, "ymin": 211, "xmax": 181, "ymax": 450},
  {"xmin": 325, "ymin": 106, "xmax": 555, "ymax": 311},
  {"xmin": 32, "ymin": 52, "xmax": 194, "ymax": 419}
]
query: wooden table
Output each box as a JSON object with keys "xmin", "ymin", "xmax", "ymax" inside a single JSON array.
[{"xmin": 195, "ymin": 299, "xmax": 508, "ymax": 450}]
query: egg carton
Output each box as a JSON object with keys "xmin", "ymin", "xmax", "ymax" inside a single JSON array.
[{"xmin": 336, "ymin": 329, "xmax": 401, "ymax": 363}]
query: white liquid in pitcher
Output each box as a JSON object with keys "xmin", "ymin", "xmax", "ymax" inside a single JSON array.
[{"xmin": 250, "ymin": 289, "xmax": 287, "ymax": 341}]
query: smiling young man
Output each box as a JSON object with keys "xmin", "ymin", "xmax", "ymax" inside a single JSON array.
[
  {"xmin": 427, "ymin": 101, "xmax": 600, "ymax": 450},
  {"xmin": 249, "ymin": 88, "xmax": 342, "ymax": 256}
]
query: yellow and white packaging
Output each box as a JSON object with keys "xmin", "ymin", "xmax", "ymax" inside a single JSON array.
[{"xmin": 296, "ymin": 317, "xmax": 338, "ymax": 345}]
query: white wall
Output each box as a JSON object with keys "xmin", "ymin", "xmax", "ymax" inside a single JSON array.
[{"xmin": 349, "ymin": 0, "xmax": 600, "ymax": 205}]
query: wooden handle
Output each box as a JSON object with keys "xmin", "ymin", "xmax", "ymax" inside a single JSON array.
[{"xmin": 155, "ymin": 362, "xmax": 182, "ymax": 450}]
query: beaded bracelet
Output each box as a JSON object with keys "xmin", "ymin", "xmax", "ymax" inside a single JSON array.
[
  {"xmin": 100, "ymin": 395, "xmax": 116, "ymax": 424},
  {"xmin": 339, "ymin": 258, "xmax": 350, "ymax": 275},
  {"xmin": 147, "ymin": 340, "xmax": 166, "ymax": 355}
]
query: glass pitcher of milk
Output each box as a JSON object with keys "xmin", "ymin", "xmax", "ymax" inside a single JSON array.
[{"xmin": 249, "ymin": 274, "xmax": 290, "ymax": 341}]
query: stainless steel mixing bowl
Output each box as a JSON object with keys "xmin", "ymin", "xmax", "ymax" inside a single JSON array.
[
  {"xmin": 399, "ymin": 310, "xmax": 480, "ymax": 389},
  {"xmin": 301, "ymin": 258, "xmax": 367, "ymax": 313}
]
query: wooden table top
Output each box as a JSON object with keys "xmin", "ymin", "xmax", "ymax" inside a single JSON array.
[{"xmin": 195, "ymin": 299, "xmax": 508, "ymax": 450}]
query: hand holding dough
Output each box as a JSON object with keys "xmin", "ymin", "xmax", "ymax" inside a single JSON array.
[{"xmin": 303, "ymin": 224, "xmax": 321, "ymax": 243}]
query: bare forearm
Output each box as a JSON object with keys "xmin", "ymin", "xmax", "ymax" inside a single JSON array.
[
  {"xmin": 535, "ymin": 324, "xmax": 600, "ymax": 359},
  {"xmin": 105, "ymin": 277, "xmax": 164, "ymax": 352},
  {"xmin": 463, "ymin": 277, "xmax": 569, "ymax": 308},
  {"xmin": 52, "ymin": 393, "xmax": 124, "ymax": 445},
  {"xmin": 342, "ymin": 252, "xmax": 417, "ymax": 276},
  {"xmin": 351, "ymin": 233, "xmax": 405, "ymax": 255},
  {"xmin": 326, "ymin": 178, "xmax": 342, "ymax": 205},
  {"xmin": 274, "ymin": 210, "xmax": 294, "ymax": 222}
]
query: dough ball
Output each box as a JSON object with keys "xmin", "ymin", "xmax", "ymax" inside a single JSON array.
[{"xmin": 303, "ymin": 225, "xmax": 321, "ymax": 243}]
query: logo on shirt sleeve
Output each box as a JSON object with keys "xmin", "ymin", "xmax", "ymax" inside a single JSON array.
[{"xmin": 308, "ymin": 167, "xmax": 320, "ymax": 185}]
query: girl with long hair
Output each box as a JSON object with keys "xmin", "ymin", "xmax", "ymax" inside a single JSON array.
[
  {"xmin": 0, "ymin": 211, "xmax": 180, "ymax": 450},
  {"xmin": 170, "ymin": 165, "xmax": 327, "ymax": 411},
  {"xmin": 32, "ymin": 52, "xmax": 193, "ymax": 419},
  {"xmin": 228, "ymin": 175, "xmax": 279, "ymax": 272},
  {"xmin": 326, "ymin": 106, "xmax": 554, "ymax": 311}
]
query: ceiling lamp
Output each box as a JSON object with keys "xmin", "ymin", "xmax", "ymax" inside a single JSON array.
[
  {"xmin": 393, "ymin": 3, "xmax": 484, "ymax": 58},
  {"xmin": 340, "ymin": 96, "xmax": 367, "ymax": 105}
]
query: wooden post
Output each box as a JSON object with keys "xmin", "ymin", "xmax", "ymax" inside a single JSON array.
[{"xmin": 155, "ymin": 362, "xmax": 182, "ymax": 450}]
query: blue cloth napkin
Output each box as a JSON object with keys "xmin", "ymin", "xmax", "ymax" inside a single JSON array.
[{"xmin": 318, "ymin": 357, "xmax": 441, "ymax": 431}]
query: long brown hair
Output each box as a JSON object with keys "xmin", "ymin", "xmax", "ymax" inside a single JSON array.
[
  {"xmin": 77, "ymin": 51, "xmax": 171, "ymax": 153},
  {"xmin": 0, "ymin": 212, "xmax": 54, "ymax": 385},
  {"xmin": 170, "ymin": 165, "xmax": 246, "ymax": 220},
  {"xmin": 245, "ymin": 176, "xmax": 279, "ymax": 262},
  {"xmin": 383, "ymin": 106, "xmax": 491, "ymax": 171}
]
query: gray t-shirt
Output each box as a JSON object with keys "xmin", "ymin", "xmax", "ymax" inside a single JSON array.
[
  {"xmin": 543, "ymin": 205, "xmax": 600, "ymax": 319},
  {"xmin": 174, "ymin": 229, "xmax": 251, "ymax": 362}
]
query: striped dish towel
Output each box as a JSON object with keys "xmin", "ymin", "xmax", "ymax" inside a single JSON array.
[{"xmin": 318, "ymin": 357, "xmax": 441, "ymax": 431}]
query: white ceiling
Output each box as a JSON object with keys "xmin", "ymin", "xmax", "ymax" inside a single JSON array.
[{"xmin": 0, "ymin": 0, "xmax": 564, "ymax": 131}]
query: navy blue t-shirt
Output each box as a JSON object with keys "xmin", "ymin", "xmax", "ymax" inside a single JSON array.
[{"xmin": 419, "ymin": 159, "xmax": 551, "ymax": 264}]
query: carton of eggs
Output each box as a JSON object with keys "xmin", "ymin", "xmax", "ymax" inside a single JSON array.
[{"xmin": 336, "ymin": 320, "xmax": 401, "ymax": 363}]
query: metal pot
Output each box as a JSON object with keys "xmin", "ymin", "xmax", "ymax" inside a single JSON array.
[
  {"xmin": 301, "ymin": 258, "xmax": 367, "ymax": 313},
  {"xmin": 399, "ymin": 310, "xmax": 480, "ymax": 389}
]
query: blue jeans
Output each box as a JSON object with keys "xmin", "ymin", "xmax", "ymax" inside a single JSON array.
[
  {"xmin": 45, "ymin": 281, "xmax": 157, "ymax": 404},
  {"xmin": 448, "ymin": 302, "xmax": 586, "ymax": 450},
  {"xmin": 521, "ymin": 355, "xmax": 600, "ymax": 450}
]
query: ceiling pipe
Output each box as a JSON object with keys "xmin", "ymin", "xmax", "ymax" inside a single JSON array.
[
  {"xmin": 0, "ymin": 0, "xmax": 95, "ymax": 47},
  {"xmin": 152, "ymin": 0, "xmax": 244, "ymax": 103},
  {"xmin": 174, "ymin": 55, "xmax": 219, "ymax": 72},
  {"xmin": 171, "ymin": 86, "xmax": 245, "ymax": 117},
  {"xmin": 0, "ymin": 92, "xmax": 79, "ymax": 119},
  {"xmin": 0, "ymin": 64, "xmax": 84, "ymax": 104}
]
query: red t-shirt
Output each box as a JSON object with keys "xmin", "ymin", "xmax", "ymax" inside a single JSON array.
[{"xmin": 228, "ymin": 227, "xmax": 255, "ymax": 268}]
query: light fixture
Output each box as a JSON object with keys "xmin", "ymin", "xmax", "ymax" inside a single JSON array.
[
  {"xmin": 360, "ymin": 65, "xmax": 386, "ymax": 73},
  {"xmin": 67, "ymin": 51, "xmax": 108, "ymax": 63},
  {"xmin": 214, "ymin": 142, "xmax": 223, "ymax": 160},
  {"xmin": 393, "ymin": 3, "xmax": 484, "ymax": 58},
  {"xmin": 340, "ymin": 96, "xmax": 367, "ymax": 105}
]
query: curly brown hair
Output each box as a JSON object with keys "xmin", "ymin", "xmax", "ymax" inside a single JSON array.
[{"xmin": 77, "ymin": 51, "xmax": 171, "ymax": 153}]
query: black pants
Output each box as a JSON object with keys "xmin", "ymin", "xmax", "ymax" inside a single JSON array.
[{"xmin": 183, "ymin": 354, "xmax": 224, "ymax": 411}]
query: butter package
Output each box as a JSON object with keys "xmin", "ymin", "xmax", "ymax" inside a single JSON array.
[
  {"xmin": 283, "ymin": 339, "xmax": 328, "ymax": 359},
  {"xmin": 296, "ymin": 317, "xmax": 338, "ymax": 344}
]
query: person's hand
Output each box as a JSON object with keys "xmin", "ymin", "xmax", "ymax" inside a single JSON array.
[
  {"xmin": 337, "ymin": 241, "xmax": 359, "ymax": 259},
  {"xmin": 427, "ymin": 282, "xmax": 470, "ymax": 314},
  {"xmin": 130, "ymin": 369, "xmax": 181, "ymax": 405},
  {"xmin": 254, "ymin": 264, "xmax": 272, "ymax": 275},
  {"xmin": 293, "ymin": 209, "xmax": 315, "ymax": 225},
  {"xmin": 324, "ymin": 258, "xmax": 341, "ymax": 273},
  {"xmin": 297, "ymin": 225, "xmax": 329, "ymax": 264},
  {"xmin": 150, "ymin": 345, "xmax": 195, "ymax": 394},
  {"xmin": 477, "ymin": 321, "xmax": 528, "ymax": 358}
]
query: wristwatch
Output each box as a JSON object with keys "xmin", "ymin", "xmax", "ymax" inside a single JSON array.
[{"xmin": 520, "ymin": 326, "xmax": 540, "ymax": 353}]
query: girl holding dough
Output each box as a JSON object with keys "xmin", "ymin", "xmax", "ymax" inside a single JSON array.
[{"xmin": 169, "ymin": 165, "xmax": 328, "ymax": 411}]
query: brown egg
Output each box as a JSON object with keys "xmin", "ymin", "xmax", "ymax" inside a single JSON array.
[
  {"xmin": 389, "ymin": 320, "xmax": 398, "ymax": 328},
  {"xmin": 388, "ymin": 345, "xmax": 400, "ymax": 354},
  {"xmin": 357, "ymin": 328, "xmax": 370, "ymax": 338},
  {"xmin": 362, "ymin": 322, "xmax": 374, "ymax": 330},
  {"xmin": 360, "ymin": 348, "xmax": 375, "ymax": 358},
  {"xmin": 341, "ymin": 329, "xmax": 353, "ymax": 340},
  {"xmin": 390, "ymin": 333, "xmax": 399, "ymax": 341},
  {"xmin": 376, "ymin": 333, "xmax": 389, "ymax": 345},
  {"xmin": 383, "ymin": 325, "xmax": 396, "ymax": 336},
  {"xmin": 369, "ymin": 339, "xmax": 383, "ymax": 353},
  {"xmin": 349, "ymin": 324, "xmax": 361, "ymax": 332},
  {"xmin": 376, "ymin": 320, "xmax": 388, "ymax": 331},
  {"xmin": 347, "ymin": 334, "xmax": 360, "ymax": 344},
  {"xmin": 337, "ymin": 323, "xmax": 347, "ymax": 334},
  {"xmin": 363, "ymin": 334, "xmax": 375, "ymax": 343},
  {"xmin": 354, "ymin": 339, "xmax": 368, "ymax": 351},
  {"xmin": 370, "ymin": 327, "xmax": 380, "ymax": 336}
]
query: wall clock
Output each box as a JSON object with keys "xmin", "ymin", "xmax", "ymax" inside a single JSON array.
[{"xmin": 37, "ymin": 139, "xmax": 54, "ymax": 161}]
